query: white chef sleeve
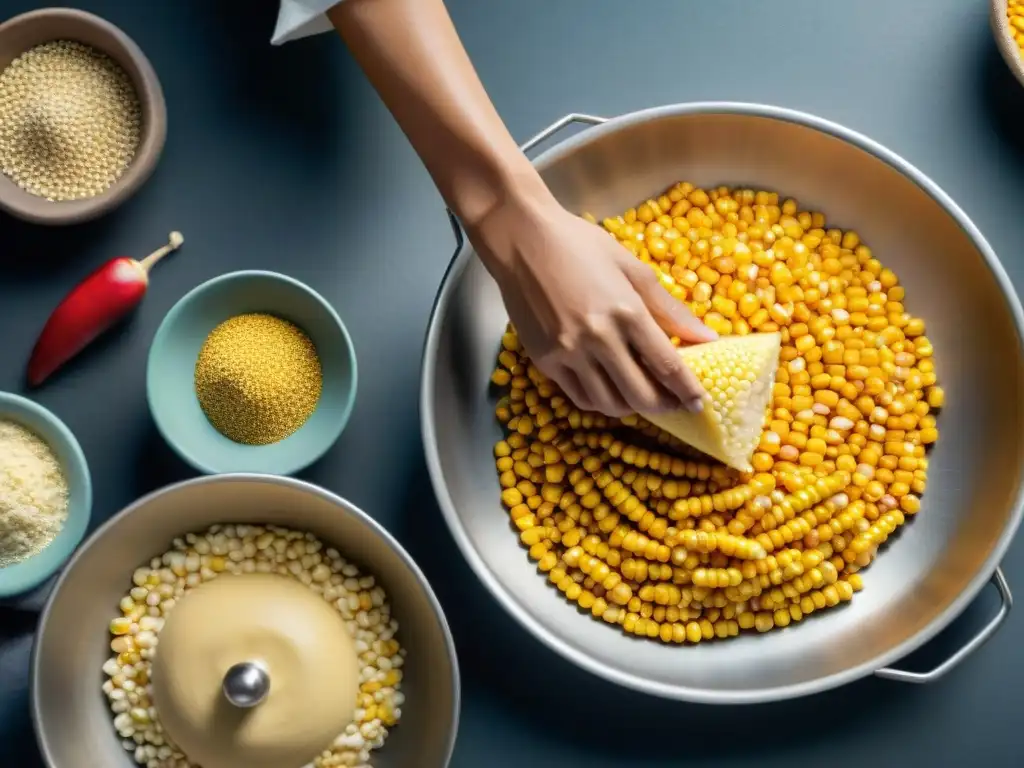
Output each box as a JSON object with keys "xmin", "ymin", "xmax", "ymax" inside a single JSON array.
[{"xmin": 272, "ymin": 0, "xmax": 345, "ymax": 46}]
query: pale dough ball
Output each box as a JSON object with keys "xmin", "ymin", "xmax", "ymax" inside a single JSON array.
[{"xmin": 150, "ymin": 573, "xmax": 360, "ymax": 768}]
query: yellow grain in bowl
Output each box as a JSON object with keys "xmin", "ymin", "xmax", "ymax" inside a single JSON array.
[{"xmin": 194, "ymin": 314, "xmax": 323, "ymax": 446}]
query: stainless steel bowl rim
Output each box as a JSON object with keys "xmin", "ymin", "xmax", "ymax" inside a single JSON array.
[
  {"xmin": 31, "ymin": 472, "xmax": 461, "ymax": 765},
  {"xmin": 420, "ymin": 101, "xmax": 1024, "ymax": 703}
]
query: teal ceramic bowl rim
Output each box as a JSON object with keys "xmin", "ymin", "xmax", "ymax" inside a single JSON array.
[
  {"xmin": 145, "ymin": 270, "xmax": 359, "ymax": 476},
  {"xmin": 0, "ymin": 392, "xmax": 93, "ymax": 597}
]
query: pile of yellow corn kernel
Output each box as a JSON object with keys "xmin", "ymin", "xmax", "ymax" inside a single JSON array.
[
  {"xmin": 490, "ymin": 182, "xmax": 943, "ymax": 644},
  {"xmin": 1007, "ymin": 1, "xmax": 1024, "ymax": 56}
]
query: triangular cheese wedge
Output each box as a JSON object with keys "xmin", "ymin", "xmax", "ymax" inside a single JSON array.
[{"xmin": 641, "ymin": 333, "xmax": 782, "ymax": 472}]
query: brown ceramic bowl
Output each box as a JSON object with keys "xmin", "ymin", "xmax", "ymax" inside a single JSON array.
[
  {"xmin": 992, "ymin": 1, "xmax": 1024, "ymax": 87},
  {"xmin": 0, "ymin": 8, "xmax": 167, "ymax": 226}
]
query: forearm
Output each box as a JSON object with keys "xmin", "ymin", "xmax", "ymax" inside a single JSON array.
[{"xmin": 327, "ymin": 0, "xmax": 552, "ymax": 239}]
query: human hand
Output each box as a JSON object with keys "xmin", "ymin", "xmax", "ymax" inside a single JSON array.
[{"xmin": 470, "ymin": 195, "xmax": 717, "ymax": 417}]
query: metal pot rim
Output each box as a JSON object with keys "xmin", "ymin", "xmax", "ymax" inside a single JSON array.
[
  {"xmin": 419, "ymin": 101, "xmax": 1024, "ymax": 703},
  {"xmin": 30, "ymin": 472, "xmax": 462, "ymax": 764}
]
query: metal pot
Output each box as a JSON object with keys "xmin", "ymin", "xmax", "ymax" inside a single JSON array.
[
  {"xmin": 32, "ymin": 474, "xmax": 460, "ymax": 767},
  {"xmin": 420, "ymin": 104, "xmax": 1024, "ymax": 703}
]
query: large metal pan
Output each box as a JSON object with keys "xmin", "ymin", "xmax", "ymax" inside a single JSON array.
[{"xmin": 420, "ymin": 104, "xmax": 1024, "ymax": 703}]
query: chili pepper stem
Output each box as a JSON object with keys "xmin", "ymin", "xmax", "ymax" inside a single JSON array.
[{"xmin": 139, "ymin": 231, "xmax": 185, "ymax": 273}]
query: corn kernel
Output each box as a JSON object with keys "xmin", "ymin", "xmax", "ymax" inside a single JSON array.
[{"xmin": 489, "ymin": 182, "xmax": 939, "ymax": 647}]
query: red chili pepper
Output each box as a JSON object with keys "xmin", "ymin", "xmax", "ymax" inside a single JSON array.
[{"xmin": 27, "ymin": 232, "xmax": 185, "ymax": 387}]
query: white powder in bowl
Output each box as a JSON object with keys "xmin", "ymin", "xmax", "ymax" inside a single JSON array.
[{"xmin": 0, "ymin": 419, "xmax": 69, "ymax": 567}]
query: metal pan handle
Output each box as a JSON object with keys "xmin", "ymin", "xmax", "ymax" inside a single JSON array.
[
  {"xmin": 874, "ymin": 567, "xmax": 1012, "ymax": 684},
  {"xmin": 445, "ymin": 113, "xmax": 608, "ymax": 247},
  {"xmin": 519, "ymin": 113, "xmax": 607, "ymax": 154}
]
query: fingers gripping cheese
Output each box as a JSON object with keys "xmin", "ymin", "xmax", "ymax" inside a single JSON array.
[{"xmin": 641, "ymin": 333, "xmax": 782, "ymax": 472}]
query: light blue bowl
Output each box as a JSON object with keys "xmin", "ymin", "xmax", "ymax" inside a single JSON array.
[
  {"xmin": 146, "ymin": 271, "xmax": 358, "ymax": 476},
  {"xmin": 0, "ymin": 392, "xmax": 92, "ymax": 598}
]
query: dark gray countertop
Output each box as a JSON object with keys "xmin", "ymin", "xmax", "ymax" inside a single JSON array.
[{"xmin": 1, "ymin": 0, "xmax": 1021, "ymax": 765}]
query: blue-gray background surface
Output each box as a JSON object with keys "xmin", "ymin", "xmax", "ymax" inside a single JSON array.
[{"xmin": 0, "ymin": 0, "xmax": 1020, "ymax": 765}]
